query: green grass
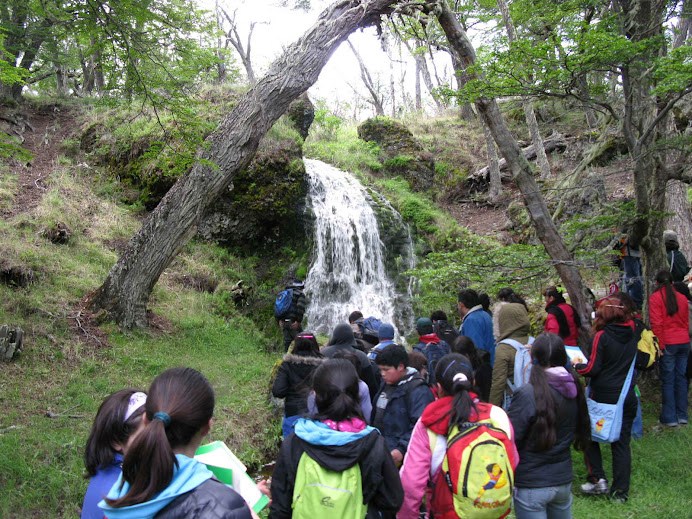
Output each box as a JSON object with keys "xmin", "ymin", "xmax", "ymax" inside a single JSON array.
[
  {"xmin": 569, "ymin": 391, "xmax": 692, "ymax": 517},
  {"xmin": 0, "ymin": 161, "xmax": 282, "ymax": 517}
]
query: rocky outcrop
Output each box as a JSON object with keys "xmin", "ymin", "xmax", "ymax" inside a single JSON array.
[
  {"xmin": 357, "ymin": 117, "xmax": 435, "ymax": 190},
  {"xmin": 286, "ymin": 93, "xmax": 315, "ymax": 140},
  {"xmin": 197, "ymin": 134, "xmax": 309, "ymax": 248}
]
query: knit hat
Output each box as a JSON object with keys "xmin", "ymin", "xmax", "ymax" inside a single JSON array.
[
  {"xmin": 664, "ymin": 230, "xmax": 679, "ymax": 249},
  {"xmin": 416, "ymin": 317, "xmax": 434, "ymax": 335},
  {"xmin": 328, "ymin": 323, "xmax": 356, "ymax": 348},
  {"xmin": 378, "ymin": 323, "xmax": 395, "ymax": 340}
]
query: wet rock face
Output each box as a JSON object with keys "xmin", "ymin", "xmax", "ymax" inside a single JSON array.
[
  {"xmin": 357, "ymin": 117, "xmax": 435, "ymax": 190},
  {"xmin": 198, "ymin": 137, "xmax": 309, "ymax": 248},
  {"xmin": 286, "ymin": 93, "xmax": 315, "ymax": 140}
]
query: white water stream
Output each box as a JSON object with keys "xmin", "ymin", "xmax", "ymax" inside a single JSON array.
[{"xmin": 304, "ymin": 159, "xmax": 414, "ymax": 336}]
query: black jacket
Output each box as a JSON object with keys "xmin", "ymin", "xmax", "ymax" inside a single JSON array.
[
  {"xmin": 268, "ymin": 427, "xmax": 403, "ymax": 519},
  {"xmin": 272, "ymin": 354, "xmax": 323, "ymax": 416},
  {"xmin": 576, "ymin": 322, "xmax": 638, "ymax": 404},
  {"xmin": 156, "ymin": 478, "xmax": 252, "ymax": 519},
  {"xmin": 508, "ymin": 384, "xmax": 578, "ymax": 488},
  {"xmin": 321, "ymin": 343, "xmax": 380, "ymax": 398}
]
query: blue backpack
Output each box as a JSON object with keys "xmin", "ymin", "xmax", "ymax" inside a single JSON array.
[
  {"xmin": 361, "ymin": 316, "xmax": 382, "ymax": 337},
  {"xmin": 414, "ymin": 340, "xmax": 450, "ymax": 385},
  {"xmin": 274, "ymin": 288, "xmax": 294, "ymax": 319}
]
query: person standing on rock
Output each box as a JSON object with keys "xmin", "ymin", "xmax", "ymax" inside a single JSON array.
[{"xmin": 275, "ymin": 279, "xmax": 307, "ymax": 352}]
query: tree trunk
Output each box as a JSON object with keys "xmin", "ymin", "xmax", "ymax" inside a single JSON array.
[
  {"xmin": 482, "ymin": 119, "xmax": 502, "ymax": 202},
  {"xmin": 414, "ymin": 58, "xmax": 422, "ymax": 111},
  {"xmin": 664, "ymin": 180, "xmax": 692, "ymax": 259},
  {"xmin": 89, "ymin": 0, "xmax": 404, "ymax": 328},
  {"xmin": 434, "ymin": 0, "xmax": 592, "ymax": 329},
  {"xmin": 348, "ymin": 40, "xmax": 385, "ymax": 116}
]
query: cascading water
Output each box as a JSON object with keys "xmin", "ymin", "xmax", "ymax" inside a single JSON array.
[{"xmin": 304, "ymin": 159, "xmax": 415, "ymax": 336}]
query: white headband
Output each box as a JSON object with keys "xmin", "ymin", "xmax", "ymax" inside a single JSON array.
[
  {"xmin": 124, "ymin": 392, "xmax": 147, "ymax": 422},
  {"xmin": 453, "ymin": 373, "xmax": 468, "ymax": 383}
]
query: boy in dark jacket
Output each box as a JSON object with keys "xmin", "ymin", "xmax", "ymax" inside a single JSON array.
[
  {"xmin": 278, "ymin": 279, "xmax": 307, "ymax": 352},
  {"xmin": 371, "ymin": 345, "xmax": 434, "ymax": 464}
]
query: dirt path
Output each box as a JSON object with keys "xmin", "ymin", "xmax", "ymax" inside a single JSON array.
[{"xmin": 5, "ymin": 105, "xmax": 77, "ymax": 218}]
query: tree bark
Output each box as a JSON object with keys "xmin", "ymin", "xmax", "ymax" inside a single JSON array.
[
  {"xmin": 434, "ymin": 0, "xmax": 592, "ymax": 329},
  {"xmin": 482, "ymin": 118, "xmax": 502, "ymax": 202},
  {"xmin": 89, "ymin": 0, "xmax": 404, "ymax": 328},
  {"xmin": 664, "ymin": 180, "xmax": 692, "ymax": 259}
]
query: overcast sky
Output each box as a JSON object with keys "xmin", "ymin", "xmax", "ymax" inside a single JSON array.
[{"xmin": 212, "ymin": 0, "xmax": 443, "ymax": 117}]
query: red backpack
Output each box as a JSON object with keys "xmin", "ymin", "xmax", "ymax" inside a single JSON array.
[{"xmin": 430, "ymin": 417, "xmax": 515, "ymax": 519}]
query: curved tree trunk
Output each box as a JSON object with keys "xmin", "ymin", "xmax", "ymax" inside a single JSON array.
[
  {"xmin": 434, "ymin": 0, "xmax": 592, "ymax": 330},
  {"xmin": 89, "ymin": 0, "xmax": 404, "ymax": 328}
]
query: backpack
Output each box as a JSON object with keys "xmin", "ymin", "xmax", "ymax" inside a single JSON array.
[
  {"xmin": 501, "ymin": 337, "xmax": 535, "ymax": 409},
  {"xmin": 634, "ymin": 320, "xmax": 660, "ymax": 371},
  {"xmin": 360, "ymin": 316, "xmax": 382, "ymax": 338},
  {"xmin": 274, "ymin": 288, "xmax": 294, "ymax": 319},
  {"xmin": 414, "ymin": 340, "xmax": 450, "ymax": 385},
  {"xmin": 430, "ymin": 421, "xmax": 514, "ymax": 519},
  {"xmin": 669, "ymin": 250, "xmax": 690, "ymax": 282},
  {"xmin": 292, "ymin": 452, "xmax": 366, "ymax": 519},
  {"xmin": 434, "ymin": 320, "xmax": 460, "ymax": 347}
]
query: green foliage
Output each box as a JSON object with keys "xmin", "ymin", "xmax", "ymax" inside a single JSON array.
[
  {"xmin": 384, "ymin": 154, "xmax": 414, "ymax": 168},
  {"xmin": 311, "ymin": 106, "xmax": 343, "ymax": 141}
]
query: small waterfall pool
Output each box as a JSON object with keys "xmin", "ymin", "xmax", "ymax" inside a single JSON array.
[{"xmin": 304, "ymin": 159, "xmax": 414, "ymax": 337}]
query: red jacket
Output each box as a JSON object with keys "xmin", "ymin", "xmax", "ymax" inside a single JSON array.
[
  {"xmin": 544, "ymin": 303, "xmax": 579, "ymax": 346},
  {"xmin": 649, "ymin": 287, "xmax": 690, "ymax": 349}
]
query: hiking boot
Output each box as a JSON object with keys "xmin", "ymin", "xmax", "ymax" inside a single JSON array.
[
  {"xmin": 581, "ymin": 479, "xmax": 608, "ymax": 495},
  {"xmin": 660, "ymin": 421, "xmax": 679, "ymax": 427},
  {"xmin": 679, "ymin": 419, "xmax": 688, "ymax": 425},
  {"xmin": 610, "ymin": 492, "xmax": 628, "ymax": 503}
]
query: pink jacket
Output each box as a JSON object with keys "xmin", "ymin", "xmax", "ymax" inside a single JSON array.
[{"xmin": 397, "ymin": 397, "xmax": 518, "ymax": 519}]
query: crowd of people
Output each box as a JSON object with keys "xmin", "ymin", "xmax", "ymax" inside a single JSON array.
[{"xmin": 80, "ymin": 267, "xmax": 691, "ymax": 518}]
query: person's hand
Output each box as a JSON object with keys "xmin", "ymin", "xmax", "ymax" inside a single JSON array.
[
  {"xmin": 390, "ymin": 449, "xmax": 403, "ymax": 464},
  {"xmin": 278, "ymin": 320, "xmax": 284, "ymax": 328},
  {"xmin": 570, "ymin": 357, "xmax": 581, "ymax": 366},
  {"xmin": 257, "ymin": 479, "xmax": 272, "ymax": 503}
]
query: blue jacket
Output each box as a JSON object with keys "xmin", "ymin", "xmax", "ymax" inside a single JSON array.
[
  {"xmin": 82, "ymin": 454, "xmax": 123, "ymax": 519},
  {"xmin": 98, "ymin": 454, "xmax": 248, "ymax": 519},
  {"xmin": 370, "ymin": 369, "xmax": 434, "ymax": 455},
  {"xmin": 461, "ymin": 307, "xmax": 496, "ymax": 364}
]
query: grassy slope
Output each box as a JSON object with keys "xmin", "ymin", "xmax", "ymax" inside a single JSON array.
[{"xmin": 0, "ymin": 161, "xmax": 280, "ymax": 517}]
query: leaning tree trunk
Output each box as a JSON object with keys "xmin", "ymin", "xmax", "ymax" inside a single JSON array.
[
  {"xmin": 434, "ymin": 0, "xmax": 592, "ymax": 329},
  {"xmin": 482, "ymin": 118, "xmax": 503, "ymax": 202},
  {"xmin": 89, "ymin": 0, "xmax": 404, "ymax": 328}
]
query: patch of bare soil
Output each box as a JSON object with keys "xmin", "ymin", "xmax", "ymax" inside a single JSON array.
[{"xmin": 5, "ymin": 104, "xmax": 78, "ymax": 218}]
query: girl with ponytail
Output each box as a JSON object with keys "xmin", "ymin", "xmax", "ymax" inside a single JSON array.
[
  {"xmin": 649, "ymin": 270, "xmax": 690, "ymax": 426},
  {"xmin": 508, "ymin": 333, "xmax": 590, "ymax": 518},
  {"xmin": 269, "ymin": 359, "xmax": 403, "ymax": 518},
  {"xmin": 398, "ymin": 354, "xmax": 518, "ymax": 519},
  {"xmin": 98, "ymin": 368, "xmax": 252, "ymax": 519}
]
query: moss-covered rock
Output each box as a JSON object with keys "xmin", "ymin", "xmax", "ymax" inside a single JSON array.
[
  {"xmin": 357, "ymin": 117, "xmax": 435, "ymax": 190},
  {"xmin": 286, "ymin": 93, "xmax": 315, "ymax": 140},
  {"xmin": 198, "ymin": 132, "xmax": 309, "ymax": 248}
]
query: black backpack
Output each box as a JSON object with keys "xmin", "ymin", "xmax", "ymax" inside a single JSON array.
[
  {"xmin": 433, "ymin": 320, "xmax": 459, "ymax": 347},
  {"xmin": 669, "ymin": 250, "xmax": 690, "ymax": 282},
  {"xmin": 414, "ymin": 340, "xmax": 450, "ymax": 385}
]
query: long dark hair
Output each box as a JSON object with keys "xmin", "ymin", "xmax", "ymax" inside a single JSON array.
[
  {"xmin": 293, "ymin": 331, "xmax": 322, "ymax": 357},
  {"xmin": 84, "ymin": 389, "xmax": 146, "ymax": 477},
  {"xmin": 544, "ymin": 286, "xmax": 581, "ymax": 337},
  {"xmin": 435, "ymin": 354, "xmax": 477, "ymax": 429},
  {"xmin": 497, "ymin": 287, "xmax": 528, "ymax": 310},
  {"xmin": 527, "ymin": 334, "xmax": 590, "ymax": 452},
  {"xmin": 311, "ymin": 359, "xmax": 364, "ymax": 422},
  {"xmin": 105, "ymin": 368, "xmax": 215, "ymax": 508},
  {"xmin": 656, "ymin": 270, "xmax": 679, "ymax": 316}
]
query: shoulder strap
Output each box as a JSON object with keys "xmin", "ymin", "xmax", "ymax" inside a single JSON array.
[{"xmin": 499, "ymin": 338, "xmax": 524, "ymax": 350}]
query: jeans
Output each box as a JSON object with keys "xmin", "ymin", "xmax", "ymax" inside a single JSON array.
[
  {"xmin": 660, "ymin": 342, "xmax": 691, "ymax": 424},
  {"xmin": 281, "ymin": 321, "xmax": 302, "ymax": 352},
  {"xmin": 621, "ymin": 256, "xmax": 643, "ymax": 308},
  {"xmin": 513, "ymin": 484, "xmax": 573, "ymax": 519}
]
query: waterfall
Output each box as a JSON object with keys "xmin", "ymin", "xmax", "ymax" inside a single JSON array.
[{"xmin": 304, "ymin": 159, "xmax": 415, "ymax": 337}]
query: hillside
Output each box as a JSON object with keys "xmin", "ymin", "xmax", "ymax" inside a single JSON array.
[{"xmin": 1, "ymin": 97, "xmax": 691, "ymax": 518}]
